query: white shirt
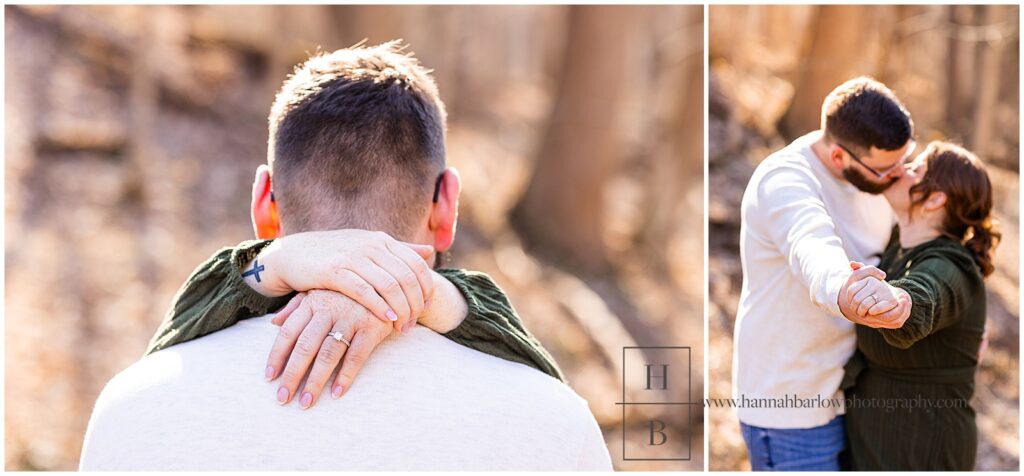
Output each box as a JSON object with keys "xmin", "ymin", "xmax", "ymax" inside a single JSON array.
[
  {"xmin": 732, "ymin": 131, "xmax": 895, "ymax": 429},
  {"xmin": 79, "ymin": 316, "xmax": 612, "ymax": 471}
]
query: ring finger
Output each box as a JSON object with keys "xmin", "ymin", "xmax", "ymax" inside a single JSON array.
[
  {"xmin": 852, "ymin": 280, "xmax": 881, "ymax": 309},
  {"xmin": 298, "ymin": 324, "xmax": 352, "ymax": 409},
  {"xmin": 857, "ymin": 293, "xmax": 878, "ymax": 316}
]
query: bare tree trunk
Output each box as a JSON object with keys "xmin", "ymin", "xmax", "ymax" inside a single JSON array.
[
  {"xmin": 872, "ymin": 7, "xmax": 901, "ymax": 85},
  {"xmin": 780, "ymin": 5, "xmax": 873, "ymax": 139},
  {"xmin": 125, "ymin": 4, "xmax": 161, "ymax": 297},
  {"xmin": 510, "ymin": 5, "xmax": 636, "ymax": 275},
  {"xmin": 642, "ymin": 6, "xmax": 704, "ymax": 276},
  {"xmin": 947, "ymin": 5, "xmax": 980, "ymax": 144},
  {"xmin": 971, "ymin": 5, "xmax": 1011, "ymax": 157}
]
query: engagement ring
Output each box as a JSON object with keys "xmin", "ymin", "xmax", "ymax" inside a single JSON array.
[{"xmin": 327, "ymin": 331, "xmax": 351, "ymax": 347}]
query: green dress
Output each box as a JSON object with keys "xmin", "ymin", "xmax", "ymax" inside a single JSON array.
[
  {"xmin": 843, "ymin": 229, "xmax": 985, "ymax": 470},
  {"xmin": 146, "ymin": 239, "xmax": 564, "ymax": 382}
]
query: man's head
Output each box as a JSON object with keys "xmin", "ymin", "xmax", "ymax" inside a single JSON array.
[
  {"xmin": 251, "ymin": 41, "xmax": 461, "ymax": 252},
  {"xmin": 820, "ymin": 76, "xmax": 915, "ymax": 194}
]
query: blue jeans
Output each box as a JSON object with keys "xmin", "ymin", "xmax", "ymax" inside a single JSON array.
[{"xmin": 740, "ymin": 416, "xmax": 847, "ymax": 471}]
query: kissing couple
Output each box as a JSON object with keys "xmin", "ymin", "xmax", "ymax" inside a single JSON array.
[{"xmin": 733, "ymin": 77, "xmax": 999, "ymax": 471}]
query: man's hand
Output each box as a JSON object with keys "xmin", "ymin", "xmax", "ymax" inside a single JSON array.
[
  {"xmin": 838, "ymin": 262, "xmax": 911, "ymax": 329},
  {"xmin": 243, "ymin": 230, "xmax": 436, "ymax": 334}
]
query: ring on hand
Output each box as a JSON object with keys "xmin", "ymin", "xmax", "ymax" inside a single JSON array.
[{"xmin": 327, "ymin": 331, "xmax": 351, "ymax": 347}]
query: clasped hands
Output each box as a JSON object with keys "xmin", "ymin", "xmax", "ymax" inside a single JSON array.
[
  {"xmin": 246, "ymin": 230, "xmax": 465, "ymax": 410},
  {"xmin": 837, "ymin": 261, "xmax": 911, "ymax": 329}
]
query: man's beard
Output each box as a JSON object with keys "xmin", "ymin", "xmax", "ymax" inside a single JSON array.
[{"xmin": 842, "ymin": 166, "xmax": 898, "ymax": 194}]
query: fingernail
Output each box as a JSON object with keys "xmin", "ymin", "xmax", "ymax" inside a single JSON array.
[
  {"xmin": 386, "ymin": 310, "xmax": 398, "ymax": 321},
  {"xmin": 332, "ymin": 385, "xmax": 343, "ymax": 399},
  {"xmin": 300, "ymin": 392, "xmax": 313, "ymax": 409},
  {"xmin": 265, "ymin": 366, "xmax": 275, "ymax": 381},
  {"xmin": 277, "ymin": 387, "xmax": 289, "ymax": 405}
]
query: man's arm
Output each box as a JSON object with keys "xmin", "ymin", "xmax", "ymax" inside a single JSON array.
[
  {"xmin": 756, "ymin": 166, "xmax": 907, "ymax": 325},
  {"xmin": 757, "ymin": 166, "xmax": 858, "ymax": 315}
]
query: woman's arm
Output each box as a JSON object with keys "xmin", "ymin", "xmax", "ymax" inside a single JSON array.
[
  {"xmin": 877, "ymin": 256, "xmax": 979, "ymax": 349},
  {"xmin": 146, "ymin": 240, "xmax": 294, "ymax": 355},
  {"xmin": 438, "ymin": 269, "xmax": 564, "ymax": 381},
  {"xmin": 239, "ymin": 230, "xmax": 437, "ymax": 332},
  {"xmin": 146, "ymin": 235, "xmax": 564, "ymax": 382},
  {"xmin": 148, "ymin": 229, "xmax": 434, "ymax": 354}
]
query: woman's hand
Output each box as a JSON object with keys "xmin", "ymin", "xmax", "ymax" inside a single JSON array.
[
  {"xmin": 266, "ymin": 290, "xmax": 395, "ymax": 410},
  {"xmin": 840, "ymin": 261, "xmax": 911, "ymax": 329},
  {"xmin": 262, "ymin": 271, "xmax": 471, "ymax": 410},
  {"xmin": 847, "ymin": 276, "xmax": 900, "ymax": 317},
  {"xmin": 244, "ymin": 229, "xmax": 436, "ymax": 334}
]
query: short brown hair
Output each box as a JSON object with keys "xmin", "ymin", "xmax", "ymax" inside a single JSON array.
[
  {"xmin": 911, "ymin": 141, "xmax": 1000, "ymax": 276},
  {"xmin": 821, "ymin": 77, "xmax": 914, "ymax": 155},
  {"xmin": 267, "ymin": 41, "xmax": 447, "ymax": 238}
]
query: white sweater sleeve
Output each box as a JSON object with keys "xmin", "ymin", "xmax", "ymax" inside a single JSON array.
[
  {"xmin": 575, "ymin": 412, "xmax": 613, "ymax": 471},
  {"xmin": 755, "ymin": 164, "xmax": 853, "ymax": 317}
]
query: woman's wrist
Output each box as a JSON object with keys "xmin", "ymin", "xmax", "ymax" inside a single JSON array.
[
  {"xmin": 417, "ymin": 271, "xmax": 468, "ymax": 333},
  {"xmin": 241, "ymin": 240, "xmax": 291, "ymax": 298}
]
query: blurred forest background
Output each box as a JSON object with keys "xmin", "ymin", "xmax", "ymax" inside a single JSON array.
[
  {"xmin": 709, "ymin": 5, "xmax": 1019, "ymax": 471},
  {"xmin": 4, "ymin": 5, "xmax": 703, "ymax": 471}
]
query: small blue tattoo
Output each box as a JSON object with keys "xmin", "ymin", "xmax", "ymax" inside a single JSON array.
[{"xmin": 242, "ymin": 259, "xmax": 265, "ymax": 283}]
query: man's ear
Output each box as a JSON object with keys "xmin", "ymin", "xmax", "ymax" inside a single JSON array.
[
  {"xmin": 251, "ymin": 164, "xmax": 281, "ymax": 239},
  {"xmin": 429, "ymin": 167, "xmax": 461, "ymax": 252},
  {"xmin": 829, "ymin": 145, "xmax": 847, "ymax": 169}
]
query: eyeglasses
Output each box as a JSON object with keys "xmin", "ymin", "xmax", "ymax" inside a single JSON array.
[
  {"xmin": 432, "ymin": 173, "xmax": 443, "ymax": 203},
  {"xmin": 836, "ymin": 140, "xmax": 917, "ymax": 179}
]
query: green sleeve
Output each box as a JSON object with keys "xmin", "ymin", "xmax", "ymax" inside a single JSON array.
[
  {"xmin": 438, "ymin": 269, "xmax": 565, "ymax": 382},
  {"xmin": 880, "ymin": 257, "xmax": 974, "ymax": 350},
  {"xmin": 145, "ymin": 243, "xmax": 565, "ymax": 382},
  {"xmin": 144, "ymin": 240, "xmax": 295, "ymax": 355}
]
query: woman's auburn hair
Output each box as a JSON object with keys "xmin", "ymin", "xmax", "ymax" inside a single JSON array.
[{"xmin": 910, "ymin": 141, "xmax": 1000, "ymax": 277}]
